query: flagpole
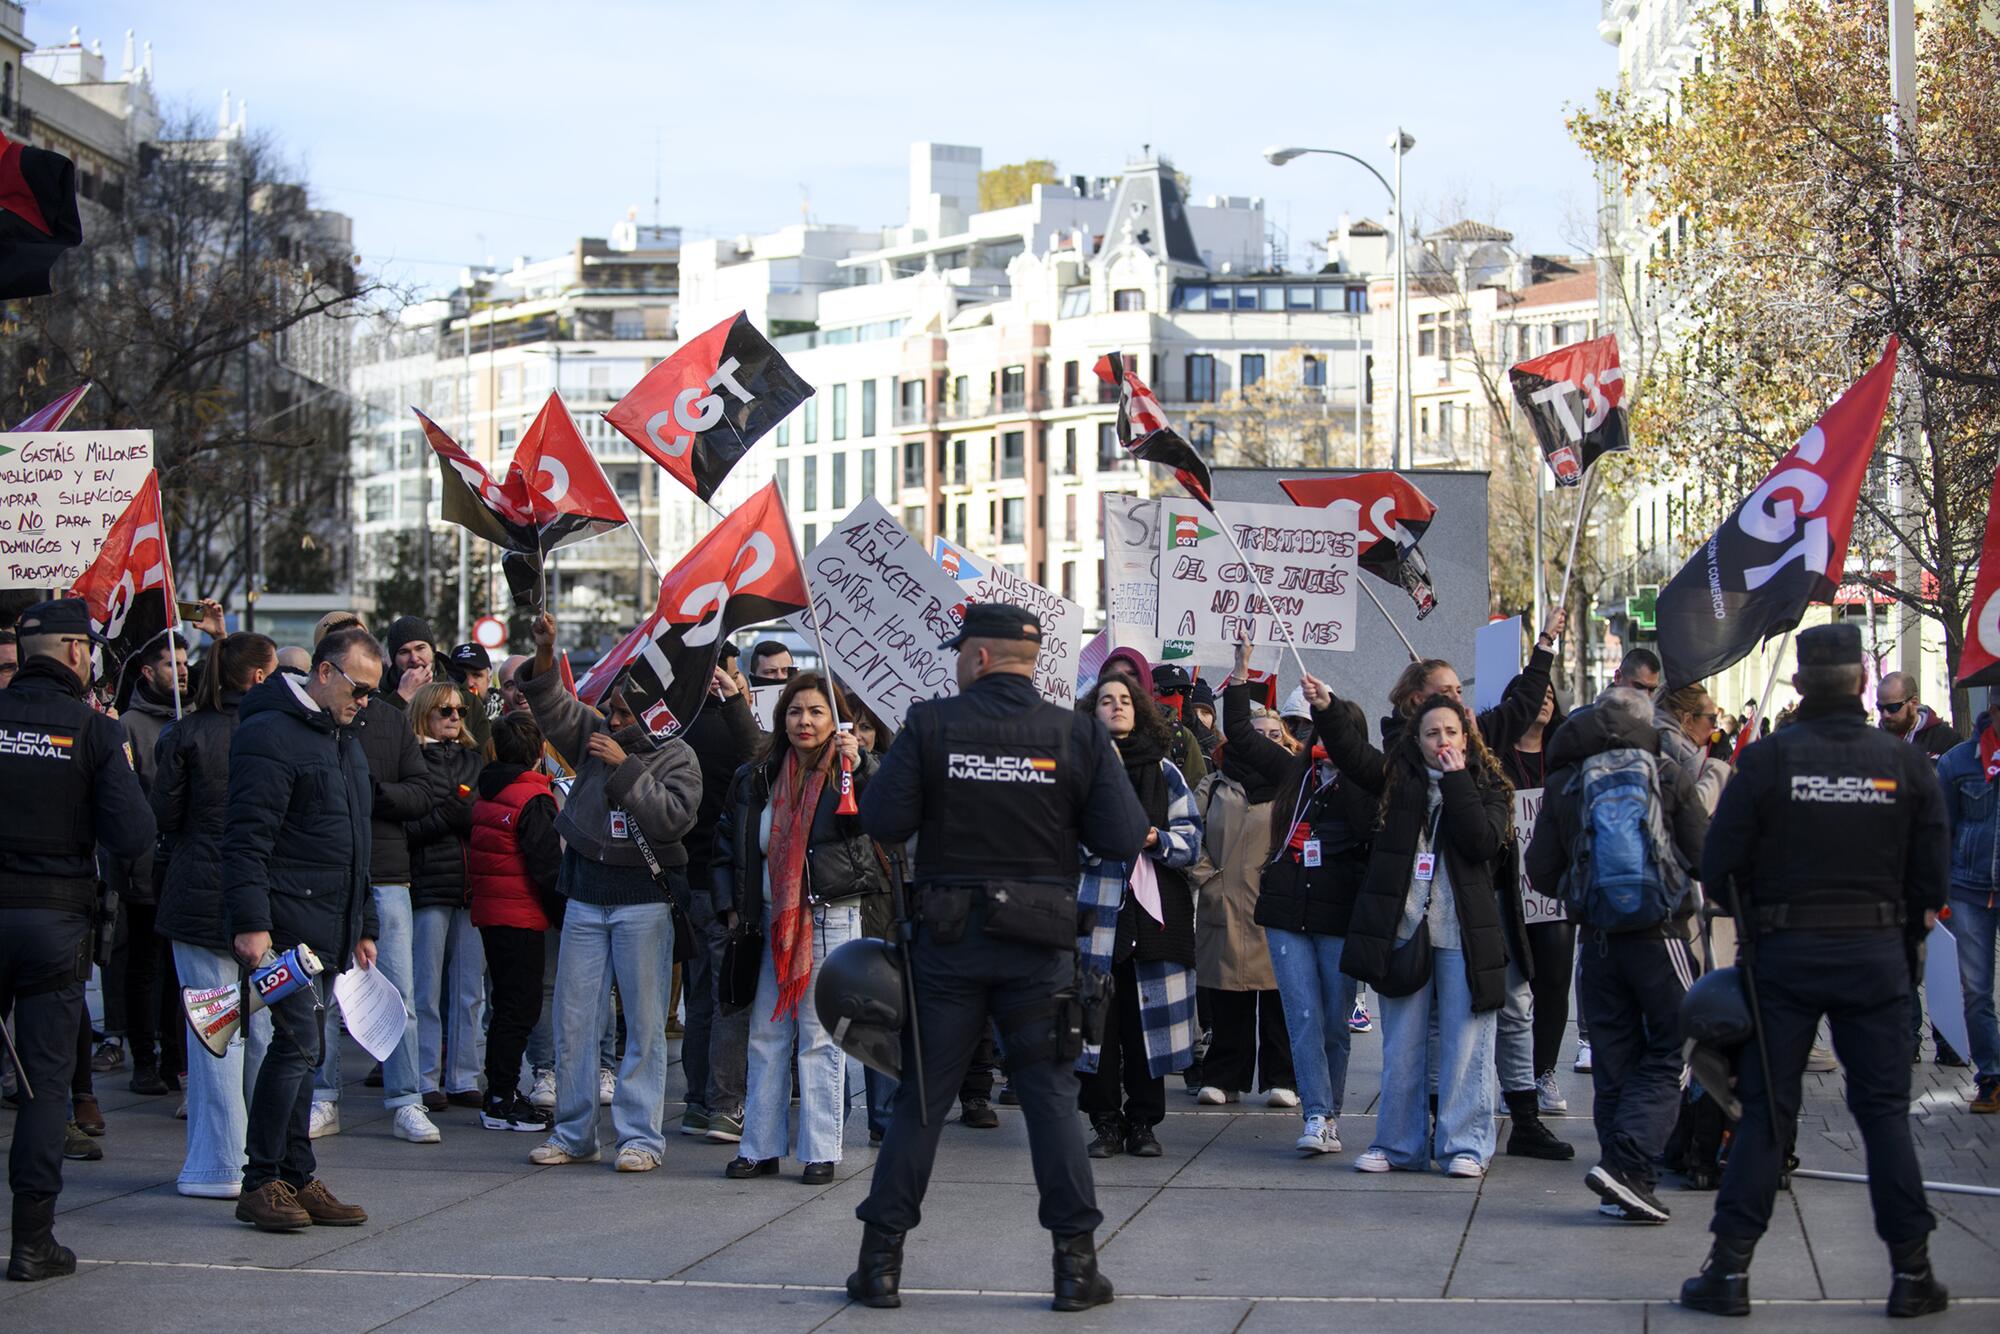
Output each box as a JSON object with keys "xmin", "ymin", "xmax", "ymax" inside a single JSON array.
[
  {"xmin": 1741, "ymin": 628, "xmax": 1795, "ymax": 764},
  {"xmin": 1210, "ymin": 516, "xmax": 1313, "ymax": 684},
  {"xmin": 1554, "ymin": 466, "xmax": 1598, "ymax": 614},
  {"xmin": 1359, "ymin": 580, "xmax": 1420, "ymax": 662},
  {"xmin": 626, "ymin": 518, "xmax": 666, "ymax": 584}
]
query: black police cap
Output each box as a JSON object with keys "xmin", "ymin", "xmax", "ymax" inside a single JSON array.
[
  {"xmin": 1796, "ymin": 622, "xmax": 1863, "ymax": 668},
  {"xmin": 940, "ymin": 602, "xmax": 1043, "ymax": 651},
  {"xmin": 15, "ymin": 597, "xmax": 105, "ymax": 644},
  {"xmin": 440, "ymin": 642, "xmax": 491, "ymax": 680}
]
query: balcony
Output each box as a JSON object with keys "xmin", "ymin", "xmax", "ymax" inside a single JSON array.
[
  {"xmin": 940, "ymin": 395, "xmax": 993, "ymax": 423},
  {"xmin": 998, "ymin": 389, "xmax": 1048, "ymax": 414},
  {"xmin": 894, "ymin": 401, "xmax": 935, "ymax": 428}
]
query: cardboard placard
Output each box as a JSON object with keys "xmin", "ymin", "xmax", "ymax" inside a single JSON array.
[
  {"xmin": 1156, "ymin": 499, "xmax": 1358, "ymax": 653},
  {"xmin": 930, "ymin": 535, "xmax": 1085, "ymax": 707},
  {"xmin": 1515, "ymin": 787, "xmax": 1565, "ymax": 924},
  {"xmin": 0, "ymin": 431, "xmax": 155, "ymax": 589}
]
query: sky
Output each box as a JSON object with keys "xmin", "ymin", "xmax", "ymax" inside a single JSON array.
[{"xmin": 37, "ymin": 1, "xmax": 1616, "ymax": 297}]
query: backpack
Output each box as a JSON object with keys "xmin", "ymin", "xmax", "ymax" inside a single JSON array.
[{"xmin": 1559, "ymin": 745, "xmax": 1691, "ymax": 932}]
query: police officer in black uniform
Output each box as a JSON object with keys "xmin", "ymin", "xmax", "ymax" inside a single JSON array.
[
  {"xmin": 1683, "ymin": 623, "xmax": 1949, "ymax": 1319},
  {"xmin": 1, "ymin": 599, "xmax": 154, "ymax": 1281},
  {"xmin": 846, "ymin": 604, "xmax": 1148, "ymax": 1313}
]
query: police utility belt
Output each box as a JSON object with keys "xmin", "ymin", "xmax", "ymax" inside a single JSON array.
[
  {"xmin": 0, "ymin": 873, "xmax": 97, "ymax": 916},
  {"xmin": 1753, "ymin": 900, "xmax": 1904, "ymax": 933},
  {"xmin": 915, "ymin": 880, "xmax": 1078, "ymax": 952}
]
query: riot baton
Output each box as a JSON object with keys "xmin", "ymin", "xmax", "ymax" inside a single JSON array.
[
  {"xmin": 1725, "ymin": 874, "xmax": 1786, "ymax": 1151},
  {"xmin": 887, "ymin": 844, "xmax": 928, "ymax": 1128},
  {"xmin": 0, "ymin": 1014, "xmax": 30, "ymax": 1101}
]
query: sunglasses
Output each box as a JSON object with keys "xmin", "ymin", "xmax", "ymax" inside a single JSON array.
[
  {"xmin": 1877, "ymin": 699, "xmax": 1909, "ymax": 714},
  {"xmin": 331, "ymin": 663, "xmax": 375, "ymax": 702},
  {"xmin": 434, "ymin": 704, "xmax": 467, "ymax": 718}
]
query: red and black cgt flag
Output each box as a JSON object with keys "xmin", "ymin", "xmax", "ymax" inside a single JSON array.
[
  {"xmin": 1656, "ymin": 339, "xmax": 1898, "ymax": 687},
  {"xmin": 1280, "ymin": 471, "xmax": 1442, "ymax": 619},
  {"xmin": 575, "ymin": 481, "xmax": 808, "ymax": 738},
  {"xmin": 1508, "ymin": 334, "xmax": 1629, "ymax": 488},
  {"xmin": 0, "ymin": 132, "xmax": 84, "ymax": 300},
  {"xmin": 69, "ymin": 471, "xmax": 176, "ymax": 687},
  {"xmin": 605, "ymin": 311, "xmax": 814, "ymax": 502},
  {"xmin": 1093, "ymin": 351, "xmax": 1213, "ymax": 507},
  {"xmin": 416, "ymin": 393, "xmax": 629, "ymax": 609},
  {"xmin": 1956, "ymin": 463, "xmax": 2000, "ymax": 688},
  {"xmin": 10, "ymin": 383, "xmax": 90, "ymax": 432}
]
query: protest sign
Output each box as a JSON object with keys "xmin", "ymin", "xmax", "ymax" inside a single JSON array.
[
  {"xmin": 0, "ymin": 431, "xmax": 154, "ymax": 589},
  {"xmin": 1156, "ymin": 498, "xmax": 1358, "ymax": 653},
  {"xmin": 795, "ymin": 497, "xmax": 965, "ymax": 725},
  {"xmin": 929, "ymin": 535, "xmax": 1086, "ymax": 707},
  {"xmin": 1474, "ymin": 615, "xmax": 1523, "ymax": 713},
  {"xmin": 1101, "ymin": 493, "xmax": 1276, "ymax": 671},
  {"xmin": 1515, "ymin": 787, "xmax": 1565, "ymax": 924},
  {"xmin": 747, "ymin": 683, "xmax": 786, "ymax": 731}
]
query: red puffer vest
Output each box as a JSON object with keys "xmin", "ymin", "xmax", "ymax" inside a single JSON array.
[{"xmin": 468, "ymin": 769, "xmax": 555, "ymax": 931}]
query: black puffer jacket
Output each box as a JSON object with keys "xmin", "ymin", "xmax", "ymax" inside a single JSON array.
[
  {"xmin": 408, "ymin": 741, "xmax": 482, "ymax": 910},
  {"xmin": 349, "ymin": 693, "xmax": 435, "ymax": 886},
  {"xmin": 683, "ymin": 690, "xmax": 761, "ymax": 926},
  {"xmin": 106, "ymin": 686, "xmax": 178, "ymax": 906},
  {"xmin": 713, "ymin": 748, "xmax": 889, "ymax": 927},
  {"xmin": 1219, "ymin": 684, "xmax": 1378, "ymax": 939},
  {"xmin": 152, "ymin": 692, "xmax": 248, "ymax": 951},
  {"xmin": 1317, "ymin": 685, "xmax": 1513, "ymax": 1012}
]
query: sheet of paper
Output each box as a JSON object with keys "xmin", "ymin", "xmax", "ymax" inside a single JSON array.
[
  {"xmin": 1925, "ymin": 922, "xmax": 1968, "ymax": 1062},
  {"xmin": 1474, "ymin": 615, "xmax": 1524, "ymax": 713},
  {"xmin": 1129, "ymin": 854, "xmax": 1164, "ymax": 926},
  {"xmin": 333, "ymin": 963, "xmax": 412, "ymax": 1064}
]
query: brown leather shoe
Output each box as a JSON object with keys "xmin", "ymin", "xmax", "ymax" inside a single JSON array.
[
  {"xmin": 235, "ymin": 1181, "xmax": 311, "ymax": 1232},
  {"xmin": 71, "ymin": 1094, "xmax": 105, "ymax": 1136},
  {"xmin": 295, "ymin": 1179, "xmax": 367, "ymax": 1226}
]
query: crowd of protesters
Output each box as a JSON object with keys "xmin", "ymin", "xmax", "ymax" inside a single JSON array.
[{"xmin": 4, "ymin": 594, "xmax": 1998, "ymax": 1240}]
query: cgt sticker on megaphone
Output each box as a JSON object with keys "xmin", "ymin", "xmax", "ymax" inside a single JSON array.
[{"xmin": 183, "ymin": 945, "xmax": 323, "ymax": 1059}]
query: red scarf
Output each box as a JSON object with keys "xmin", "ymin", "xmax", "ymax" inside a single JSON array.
[
  {"xmin": 767, "ymin": 749, "xmax": 828, "ymax": 1022},
  {"xmin": 1285, "ymin": 758, "xmax": 1337, "ymax": 857}
]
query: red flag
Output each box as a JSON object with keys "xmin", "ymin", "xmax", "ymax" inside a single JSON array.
[
  {"xmin": 9, "ymin": 383, "xmax": 89, "ymax": 433},
  {"xmin": 1281, "ymin": 471, "xmax": 1442, "ymax": 618},
  {"xmin": 558, "ymin": 650, "xmax": 578, "ymax": 698},
  {"xmin": 605, "ymin": 312, "xmax": 815, "ymax": 502},
  {"xmin": 575, "ymin": 481, "xmax": 809, "ymax": 737},
  {"xmin": 0, "ymin": 131, "xmax": 82, "ymax": 299},
  {"xmin": 1508, "ymin": 334, "xmax": 1630, "ymax": 486},
  {"xmin": 1957, "ymin": 463, "xmax": 2000, "ymax": 687},
  {"xmin": 1656, "ymin": 339, "xmax": 1898, "ymax": 686},
  {"xmin": 69, "ymin": 471, "xmax": 176, "ymax": 681},
  {"xmin": 1092, "ymin": 351, "xmax": 1213, "ymax": 507}
]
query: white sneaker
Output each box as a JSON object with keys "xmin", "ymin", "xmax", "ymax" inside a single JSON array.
[
  {"xmin": 1537, "ymin": 1071, "xmax": 1569, "ymax": 1115},
  {"xmin": 393, "ymin": 1105, "xmax": 442, "ymax": 1144},
  {"xmin": 176, "ymin": 1180, "xmax": 240, "ymax": 1199},
  {"xmin": 1445, "ymin": 1154, "xmax": 1486, "ymax": 1178},
  {"xmin": 598, "ymin": 1069, "xmax": 616, "ymax": 1106},
  {"xmin": 1266, "ymin": 1087, "xmax": 1300, "ymax": 1109},
  {"xmin": 615, "ymin": 1145, "xmax": 660, "ymax": 1172},
  {"xmin": 1573, "ymin": 1041, "xmax": 1593, "ymax": 1073},
  {"xmin": 1195, "ymin": 1086, "xmax": 1238, "ymax": 1105},
  {"xmin": 1354, "ymin": 1148, "xmax": 1392, "ymax": 1173},
  {"xmin": 174, "ymin": 1099, "xmax": 188, "ymax": 1121},
  {"xmin": 529, "ymin": 1136, "xmax": 601, "ymax": 1165},
  {"xmin": 528, "ymin": 1069, "xmax": 557, "ymax": 1110},
  {"xmin": 1295, "ymin": 1115, "xmax": 1341, "ymax": 1155},
  {"xmin": 308, "ymin": 1100, "xmax": 340, "ymax": 1139}
]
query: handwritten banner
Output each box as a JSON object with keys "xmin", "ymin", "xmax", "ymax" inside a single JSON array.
[
  {"xmin": 747, "ymin": 683, "xmax": 787, "ymax": 732},
  {"xmin": 1515, "ymin": 786, "xmax": 1566, "ymax": 924},
  {"xmin": 0, "ymin": 431, "xmax": 155, "ymax": 589},
  {"xmin": 1156, "ymin": 498, "xmax": 1358, "ymax": 653},
  {"xmin": 794, "ymin": 497, "xmax": 965, "ymax": 726},
  {"xmin": 929, "ymin": 535, "xmax": 1085, "ymax": 707}
]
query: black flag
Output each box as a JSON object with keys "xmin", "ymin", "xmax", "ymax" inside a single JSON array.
[
  {"xmin": 1092, "ymin": 352, "xmax": 1213, "ymax": 507},
  {"xmin": 1508, "ymin": 334, "xmax": 1629, "ymax": 487}
]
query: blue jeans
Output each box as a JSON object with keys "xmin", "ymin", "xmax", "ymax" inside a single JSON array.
[
  {"xmin": 526, "ymin": 924, "xmax": 617, "ymax": 1077},
  {"xmin": 413, "ymin": 904, "xmax": 487, "ymax": 1095},
  {"xmin": 744, "ymin": 904, "xmax": 858, "ymax": 1164},
  {"xmin": 550, "ymin": 900, "xmax": 673, "ymax": 1159},
  {"xmin": 1496, "ymin": 956, "xmax": 1536, "ymax": 1095},
  {"xmin": 172, "ymin": 941, "xmax": 271, "ymax": 1190},
  {"xmin": 315, "ymin": 884, "xmax": 420, "ymax": 1109},
  {"xmin": 1946, "ymin": 894, "xmax": 2000, "ymax": 1078},
  {"xmin": 1264, "ymin": 928, "xmax": 1358, "ymax": 1122},
  {"xmin": 1374, "ymin": 947, "xmax": 1497, "ymax": 1168}
]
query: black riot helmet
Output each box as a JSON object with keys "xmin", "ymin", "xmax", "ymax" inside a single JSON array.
[
  {"xmin": 815, "ymin": 938, "xmax": 906, "ymax": 1079},
  {"xmin": 1681, "ymin": 967, "xmax": 1753, "ymax": 1048}
]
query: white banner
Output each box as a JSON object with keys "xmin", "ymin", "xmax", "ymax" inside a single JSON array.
[
  {"xmin": 1156, "ymin": 499, "xmax": 1358, "ymax": 653},
  {"xmin": 747, "ymin": 683, "xmax": 786, "ymax": 732},
  {"xmin": 794, "ymin": 497, "xmax": 965, "ymax": 726},
  {"xmin": 0, "ymin": 431, "xmax": 155, "ymax": 589},
  {"xmin": 1515, "ymin": 786, "xmax": 1566, "ymax": 924},
  {"xmin": 1101, "ymin": 493, "xmax": 1163, "ymax": 661},
  {"xmin": 929, "ymin": 536, "xmax": 1085, "ymax": 707}
]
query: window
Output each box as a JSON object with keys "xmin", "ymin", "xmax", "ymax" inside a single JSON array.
[
  {"xmin": 1208, "ymin": 286, "xmax": 1232, "ymax": 310},
  {"xmin": 1002, "ymin": 498, "xmax": 1025, "ymax": 543},
  {"xmin": 1001, "ymin": 431, "xmax": 1026, "ymax": 480},
  {"xmin": 952, "ymin": 439, "xmax": 967, "ymax": 486},
  {"xmin": 952, "ymin": 374, "xmax": 969, "ymax": 414},
  {"xmin": 1174, "ymin": 284, "xmax": 1208, "ymax": 311},
  {"xmin": 1420, "ymin": 405, "xmax": 1431, "ymax": 437},
  {"xmin": 1418, "ymin": 314, "xmax": 1437, "ymax": 358},
  {"xmin": 1235, "ymin": 288, "xmax": 1259, "ymax": 311},
  {"xmin": 804, "ymin": 523, "xmax": 818, "ymax": 551},
  {"xmin": 1346, "ymin": 286, "xmax": 1369, "ymax": 313},
  {"xmin": 1098, "ymin": 421, "xmax": 1123, "ymax": 469},
  {"xmin": 803, "ymin": 396, "xmax": 818, "ymax": 444},
  {"xmin": 861, "ymin": 449, "xmax": 877, "ymax": 499},
  {"xmin": 1518, "ymin": 326, "xmax": 1532, "ymax": 359},
  {"xmin": 802, "ymin": 456, "xmax": 818, "ymax": 511},
  {"xmin": 861, "ymin": 379, "xmax": 877, "ymax": 437},
  {"xmin": 1288, "ymin": 287, "xmax": 1316, "ymax": 311},
  {"xmin": 1062, "ymin": 427, "xmax": 1077, "ymax": 475},
  {"xmin": 775, "ymin": 458, "xmax": 790, "ymax": 504},
  {"xmin": 1259, "ymin": 286, "xmax": 1285, "ymax": 312},
  {"xmin": 1185, "ymin": 354, "xmax": 1216, "ymax": 403},
  {"xmin": 906, "ymin": 506, "xmax": 926, "ymax": 542},
  {"xmin": 776, "ymin": 418, "xmax": 789, "ymax": 447},
  {"xmin": 1440, "ymin": 404, "xmax": 1454, "ymax": 445},
  {"xmin": 831, "ymin": 384, "xmax": 848, "ymax": 440},
  {"xmin": 1064, "ymin": 493, "xmax": 1078, "ymax": 542},
  {"xmin": 1189, "ymin": 421, "xmax": 1216, "ymax": 454},
  {"xmin": 1001, "ymin": 366, "xmax": 1026, "ymax": 411},
  {"xmin": 1061, "ymin": 561, "xmax": 1077, "ymax": 602},
  {"xmin": 1550, "ymin": 322, "xmax": 1569, "ymax": 345},
  {"xmin": 1113, "ymin": 288, "xmax": 1146, "ymax": 312},
  {"xmin": 903, "ymin": 441, "xmax": 924, "ymax": 487},
  {"xmin": 1302, "ymin": 355, "xmax": 1325, "ymax": 388},
  {"xmin": 1454, "ymin": 318, "xmax": 1472, "ymax": 354},
  {"xmin": 1059, "ymin": 287, "xmax": 1091, "ymax": 318},
  {"xmin": 953, "ymin": 503, "xmax": 968, "ymax": 545},
  {"xmin": 1063, "ymin": 359, "xmax": 1080, "ymax": 406},
  {"xmin": 831, "ymin": 451, "xmax": 848, "ymax": 509},
  {"xmin": 1241, "ymin": 354, "xmax": 1265, "ymax": 389}
]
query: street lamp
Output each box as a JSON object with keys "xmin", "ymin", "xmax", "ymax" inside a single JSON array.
[{"xmin": 1264, "ymin": 130, "xmax": 1416, "ymax": 470}]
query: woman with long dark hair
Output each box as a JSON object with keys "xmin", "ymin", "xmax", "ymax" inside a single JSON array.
[
  {"xmin": 1323, "ymin": 683, "xmax": 1514, "ymax": 1177},
  {"xmin": 1076, "ymin": 674, "xmax": 1202, "ymax": 1159},
  {"xmin": 151, "ymin": 631, "xmax": 279, "ymax": 1198},
  {"xmin": 406, "ymin": 679, "xmax": 487, "ymax": 1113},
  {"xmin": 714, "ymin": 672, "xmax": 888, "ymax": 1183}
]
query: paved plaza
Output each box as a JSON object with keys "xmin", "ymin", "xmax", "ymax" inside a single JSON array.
[{"xmin": 5, "ymin": 1018, "xmax": 1997, "ymax": 1333}]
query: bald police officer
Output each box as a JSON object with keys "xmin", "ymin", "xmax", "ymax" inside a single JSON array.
[
  {"xmin": 847, "ymin": 603, "xmax": 1148, "ymax": 1313},
  {"xmin": 1, "ymin": 599, "xmax": 154, "ymax": 1281},
  {"xmin": 1683, "ymin": 623, "xmax": 1949, "ymax": 1319}
]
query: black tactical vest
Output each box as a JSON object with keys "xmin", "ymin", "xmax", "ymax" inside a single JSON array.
[
  {"xmin": 1755, "ymin": 718, "xmax": 1912, "ymax": 920},
  {"xmin": 914, "ymin": 693, "xmax": 1083, "ymax": 885},
  {"xmin": 0, "ymin": 674, "xmax": 105, "ymax": 900}
]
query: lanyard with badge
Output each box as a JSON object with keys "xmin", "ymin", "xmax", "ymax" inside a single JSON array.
[
  {"xmin": 1412, "ymin": 803, "xmax": 1444, "ymax": 885},
  {"xmin": 1290, "ymin": 763, "xmax": 1339, "ymax": 869}
]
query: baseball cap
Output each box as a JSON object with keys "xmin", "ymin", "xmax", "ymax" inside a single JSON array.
[
  {"xmin": 940, "ymin": 603, "xmax": 1043, "ymax": 651},
  {"xmin": 1796, "ymin": 622, "xmax": 1863, "ymax": 668},
  {"xmin": 439, "ymin": 642, "xmax": 492, "ymax": 681}
]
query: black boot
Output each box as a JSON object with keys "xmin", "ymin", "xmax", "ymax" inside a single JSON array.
[
  {"xmin": 1886, "ymin": 1237, "xmax": 1949, "ymax": 1319},
  {"xmin": 844, "ymin": 1223, "xmax": 904, "ymax": 1309},
  {"xmin": 1504, "ymin": 1089, "xmax": 1576, "ymax": 1161},
  {"xmin": 7, "ymin": 1193, "xmax": 76, "ymax": 1283},
  {"xmin": 1679, "ymin": 1234, "xmax": 1756, "ymax": 1317},
  {"xmin": 1051, "ymin": 1231, "xmax": 1115, "ymax": 1312},
  {"xmin": 1086, "ymin": 1117, "xmax": 1124, "ymax": 1159}
]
